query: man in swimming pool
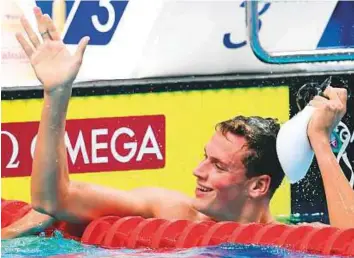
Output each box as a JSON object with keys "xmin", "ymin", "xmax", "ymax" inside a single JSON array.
[{"xmin": 7, "ymin": 7, "xmax": 354, "ymax": 235}]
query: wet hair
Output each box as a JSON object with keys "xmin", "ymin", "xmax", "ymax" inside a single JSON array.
[{"xmin": 216, "ymin": 116, "xmax": 284, "ymax": 198}]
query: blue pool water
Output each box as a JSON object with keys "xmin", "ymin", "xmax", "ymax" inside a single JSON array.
[{"xmin": 1, "ymin": 231, "xmax": 345, "ymax": 258}]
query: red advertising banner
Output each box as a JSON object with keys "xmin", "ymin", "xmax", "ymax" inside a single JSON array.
[{"xmin": 1, "ymin": 115, "xmax": 166, "ymax": 177}]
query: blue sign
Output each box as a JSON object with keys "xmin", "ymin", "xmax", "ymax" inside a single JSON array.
[
  {"xmin": 223, "ymin": 1, "xmax": 271, "ymax": 49},
  {"xmin": 36, "ymin": 0, "xmax": 129, "ymax": 45}
]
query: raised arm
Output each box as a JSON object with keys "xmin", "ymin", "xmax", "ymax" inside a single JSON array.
[
  {"xmin": 16, "ymin": 7, "xmax": 157, "ymax": 223},
  {"xmin": 308, "ymin": 86, "xmax": 354, "ymax": 228}
]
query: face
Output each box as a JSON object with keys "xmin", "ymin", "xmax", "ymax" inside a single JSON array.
[{"xmin": 192, "ymin": 130, "xmax": 251, "ymax": 220}]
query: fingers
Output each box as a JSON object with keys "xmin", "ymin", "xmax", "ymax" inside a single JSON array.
[
  {"xmin": 41, "ymin": 14, "xmax": 54, "ymax": 42},
  {"xmin": 309, "ymin": 96, "xmax": 326, "ymax": 108},
  {"xmin": 324, "ymin": 86, "xmax": 347, "ymax": 112},
  {"xmin": 323, "ymin": 86, "xmax": 341, "ymax": 102},
  {"xmin": 310, "ymin": 87, "xmax": 347, "ymax": 117},
  {"xmin": 34, "ymin": 7, "xmax": 51, "ymax": 42},
  {"xmin": 43, "ymin": 14, "xmax": 61, "ymax": 41},
  {"xmin": 19, "ymin": 6, "xmax": 54, "ymax": 49},
  {"xmin": 32, "ymin": 7, "xmax": 62, "ymax": 42},
  {"xmin": 310, "ymin": 95, "xmax": 339, "ymax": 110},
  {"xmin": 75, "ymin": 36, "xmax": 90, "ymax": 62},
  {"xmin": 337, "ymin": 88, "xmax": 348, "ymax": 107},
  {"xmin": 323, "ymin": 86, "xmax": 348, "ymax": 103},
  {"xmin": 20, "ymin": 15, "xmax": 41, "ymax": 48},
  {"xmin": 15, "ymin": 33, "xmax": 34, "ymax": 58}
]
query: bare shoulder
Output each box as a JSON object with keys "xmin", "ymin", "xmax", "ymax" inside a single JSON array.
[
  {"xmin": 129, "ymin": 187, "xmax": 192, "ymax": 205},
  {"xmin": 129, "ymin": 187, "xmax": 196, "ymax": 220}
]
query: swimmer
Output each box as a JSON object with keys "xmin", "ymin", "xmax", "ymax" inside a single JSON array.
[{"xmin": 8, "ymin": 7, "xmax": 354, "ymax": 236}]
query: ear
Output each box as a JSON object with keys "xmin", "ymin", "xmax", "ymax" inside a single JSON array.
[{"xmin": 248, "ymin": 175, "xmax": 271, "ymax": 198}]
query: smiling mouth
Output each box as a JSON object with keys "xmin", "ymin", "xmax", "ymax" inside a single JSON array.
[{"xmin": 197, "ymin": 186, "xmax": 213, "ymax": 192}]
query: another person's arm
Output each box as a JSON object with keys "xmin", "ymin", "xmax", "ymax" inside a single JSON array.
[
  {"xmin": 308, "ymin": 86, "xmax": 354, "ymax": 228},
  {"xmin": 1, "ymin": 209, "xmax": 55, "ymax": 239},
  {"xmin": 16, "ymin": 8, "xmax": 158, "ymax": 223}
]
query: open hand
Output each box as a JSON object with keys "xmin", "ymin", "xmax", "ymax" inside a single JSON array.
[{"xmin": 16, "ymin": 7, "xmax": 89, "ymax": 93}]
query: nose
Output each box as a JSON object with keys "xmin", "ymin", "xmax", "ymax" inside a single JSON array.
[{"xmin": 193, "ymin": 159, "xmax": 209, "ymax": 180}]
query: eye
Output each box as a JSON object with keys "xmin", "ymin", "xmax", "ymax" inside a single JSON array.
[{"xmin": 214, "ymin": 163, "xmax": 228, "ymax": 171}]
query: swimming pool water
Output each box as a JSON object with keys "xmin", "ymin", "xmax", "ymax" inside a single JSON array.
[{"xmin": 1, "ymin": 232, "xmax": 345, "ymax": 258}]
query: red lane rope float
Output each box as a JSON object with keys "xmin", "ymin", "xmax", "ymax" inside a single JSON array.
[
  {"xmin": 299, "ymin": 227, "xmax": 339, "ymax": 254},
  {"xmin": 81, "ymin": 216, "xmax": 121, "ymax": 245},
  {"xmin": 200, "ymin": 221, "xmax": 239, "ymax": 246},
  {"xmin": 127, "ymin": 218, "xmax": 168, "ymax": 249},
  {"xmin": 102, "ymin": 216, "xmax": 145, "ymax": 248},
  {"xmin": 227, "ymin": 223, "xmax": 265, "ymax": 244},
  {"xmin": 345, "ymin": 241, "xmax": 354, "ymax": 256},
  {"xmin": 1, "ymin": 200, "xmax": 31, "ymax": 228},
  {"xmin": 151, "ymin": 220, "xmax": 192, "ymax": 248},
  {"xmin": 175, "ymin": 222, "xmax": 211, "ymax": 248},
  {"xmin": 253, "ymin": 224, "xmax": 291, "ymax": 246},
  {"xmin": 2, "ymin": 199, "xmax": 354, "ymax": 257},
  {"xmin": 275, "ymin": 225, "xmax": 314, "ymax": 249},
  {"xmin": 323, "ymin": 228, "xmax": 354, "ymax": 256}
]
